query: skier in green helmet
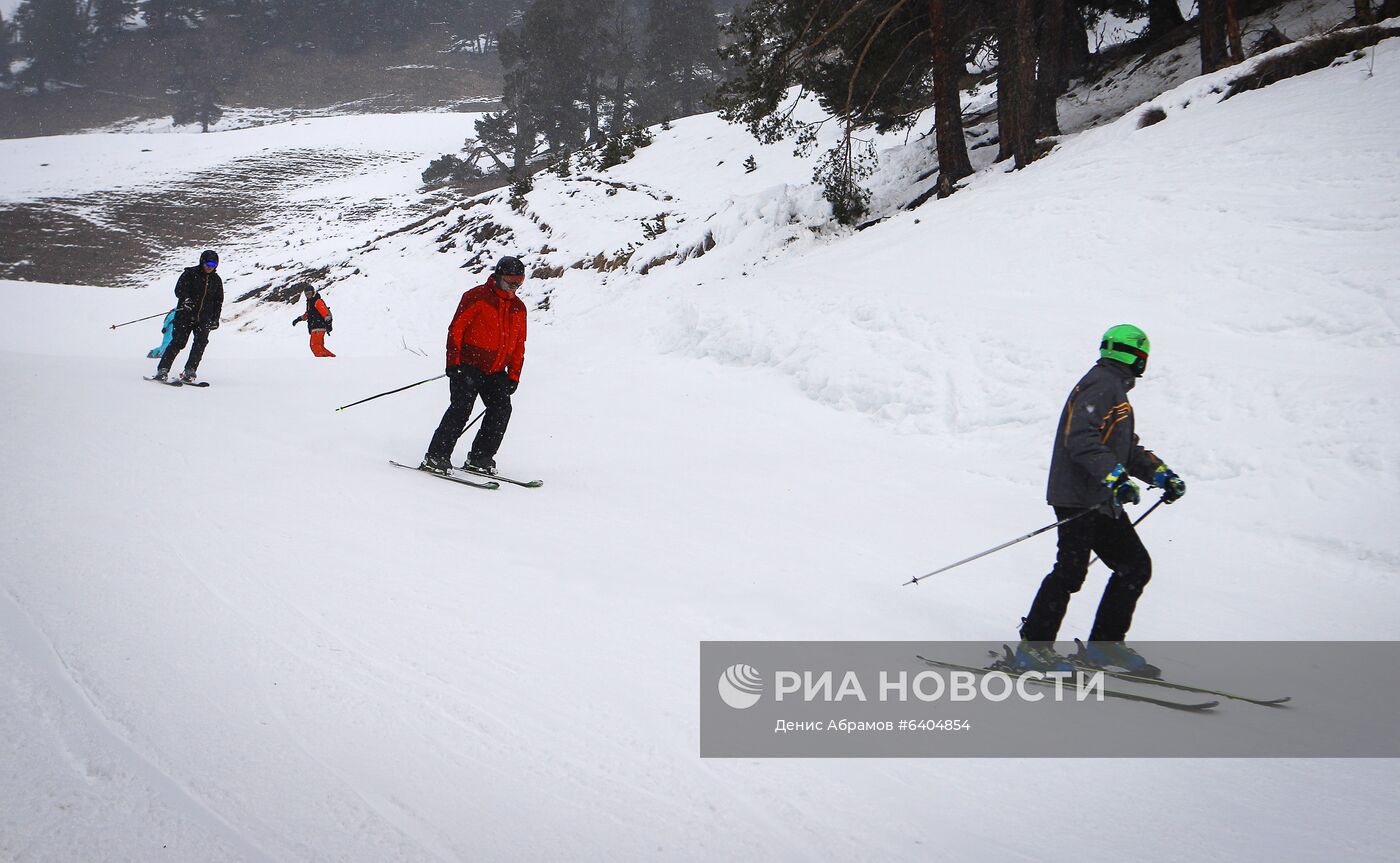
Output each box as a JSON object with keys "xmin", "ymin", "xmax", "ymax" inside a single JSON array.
[{"xmin": 1012, "ymin": 324, "xmax": 1188, "ymax": 676}]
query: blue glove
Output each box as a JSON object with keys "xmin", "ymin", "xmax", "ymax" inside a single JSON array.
[
  {"xmin": 1103, "ymin": 464, "xmax": 1141, "ymax": 506},
  {"xmin": 1153, "ymin": 465, "xmax": 1186, "ymax": 504}
]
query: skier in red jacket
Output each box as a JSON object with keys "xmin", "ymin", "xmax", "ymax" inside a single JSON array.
[{"xmin": 420, "ymin": 256, "xmax": 528, "ymax": 475}]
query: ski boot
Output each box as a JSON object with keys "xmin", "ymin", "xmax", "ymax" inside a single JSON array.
[
  {"xmin": 419, "ymin": 454, "xmax": 452, "ymax": 475},
  {"xmin": 463, "ymin": 455, "xmax": 497, "ymax": 476},
  {"xmin": 178, "ymin": 371, "xmax": 198, "ymax": 384},
  {"xmin": 151, "ymin": 370, "xmax": 168, "ymax": 382},
  {"xmin": 1077, "ymin": 641, "xmax": 1161, "ymax": 678},
  {"xmin": 1009, "ymin": 641, "xmax": 1075, "ymax": 674}
]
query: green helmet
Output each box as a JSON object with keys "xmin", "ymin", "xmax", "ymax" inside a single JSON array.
[{"xmin": 1100, "ymin": 324, "xmax": 1150, "ymax": 376}]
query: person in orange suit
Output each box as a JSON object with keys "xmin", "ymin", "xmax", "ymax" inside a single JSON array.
[{"xmin": 291, "ymin": 283, "xmax": 335, "ymax": 357}]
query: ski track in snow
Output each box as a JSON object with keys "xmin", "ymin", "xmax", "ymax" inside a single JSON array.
[{"xmin": 0, "ymin": 582, "xmax": 275, "ymax": 862}]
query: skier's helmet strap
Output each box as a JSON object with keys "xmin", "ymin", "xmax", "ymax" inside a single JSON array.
[{"xmin": 1099, "ymin": 324, "xmax": 1150, "ymax": 375}]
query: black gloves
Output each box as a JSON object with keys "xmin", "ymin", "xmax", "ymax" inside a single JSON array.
[
  {"xmin": 506, "ymin": 378, "xmax": 519, "ymax": 395},
  {"xmin": 291, "ymin": 316, "xmax": 301, "ymax": 326}
]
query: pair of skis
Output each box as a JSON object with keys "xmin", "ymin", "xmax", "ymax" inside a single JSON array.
[
  {"xmin": 388, "ymin": 460, "xmax": 542, "ymax": 491},
  {"xmin": 917, "ymin": 644, "xmax": 1291, "ymax": 712},
  {"xmin": 144, "ymin": 375, "xmax": 210, "ymax": 388}
]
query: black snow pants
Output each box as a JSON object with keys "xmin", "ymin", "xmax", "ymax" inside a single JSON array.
[
  {"xmin": 425, "ymin": 369, "xmax": 514, "ymax": 465},
  {"xmin": 157, "ymin": 323, "xmax": 213, "ymax": 377},
  {"xmin": 1019, "ymin": 506, "xmax": 1153, "ymax": 644}
]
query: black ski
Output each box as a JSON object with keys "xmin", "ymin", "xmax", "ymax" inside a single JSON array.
[
  {"xmin": 916, "ymin": 655, "xmax": 1219, "ymax": 712},
  {"xmin": 144, "ymin": 375, "xmax": 209, "ymax": 387},
  {"xmin": 458, "ymin": 464, "xmax": 543, "ymax": 487},
  {"xmin": 1066, "ymin": 641, "xmax": 1290, "ymax": 706},
  {"xmin": 389, "ymin": 460, "xmax": 499, "ymax": 490}
]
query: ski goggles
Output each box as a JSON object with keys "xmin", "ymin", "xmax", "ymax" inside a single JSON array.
[
  {"xmin": 1101, "ymin": 340, "xmax": 1147, "ymax": 361},
  {"xmin": 499, "ymin": 274, "xmax": 525, "ymax": 287},
  {"xmin": 203, "ymin": 260, "xmax": 219, "ymax": 268}
]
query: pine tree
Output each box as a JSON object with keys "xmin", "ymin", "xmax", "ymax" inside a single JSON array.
[
  {"xmin": 1145, "ymin": 0, "xmax": 1183, "ymax": 36},
  {"xmin": 639, "ymin": 0, "xmax": 718, "ymax": 123},
  {"xmin": 569, "ymin": 0, "xmax": 615, "ymax": 144},
  {"xmin": 996, "ymin": 0, "xmax": 1037, "ymax": 168},
  {"xmin": 602, "ymin": 0, "xmax": 642, "ymax": 136},
  {"xmin": 1198, "ymin": 0, "xmax": 1229, "ymax": 74},
  {"xmin": 170, "ymin": 15, "xmax": 230, "ymax": 131},
  {"xmin": 0, "ymin": 12, "xmax": 14, "ymax": 85},
  {"xmin": 716, "ymin": 0, "xmax": 982, "ymax": 207},
  {"xmin": 142, "ymin": 0, "xmax": 202, "ymax": 36},
  {"xmin": 491, "ymin": 23, "xmax": 541, "ymax": 174},
  {"xmin": 928, "ymin": 0, "xmax": 973, "ymax": 195},
  {"xmin": 92, "ymin": 0, "xmax": 135, "ymax": 42},
  {"xmin": 15, "ymin": 0, "xmax": 85, "ymax": 94},
  {"xmin": 1034, "ymin": 0, "xmax": 1066, "ymax": 138},
  {"xmin": 460, "ymin": 0, "xmax": 522, "ymax": 35}
]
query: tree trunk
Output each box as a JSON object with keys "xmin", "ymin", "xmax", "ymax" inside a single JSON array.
[
  {"xmin": 610, "ymin": 64, "xmax": 630, "ymax": 134},
  {"xmin": 586, "ymin": 74, "xmax": 600, "ymax": 143},
  {"xmin": 995, "ymin": 1, "xmax": 1018, "ymax": 163},
  {"xmin": 1034, "ymin": 0, "xmax": 1064, "ymax": 138},
  {"xmin": 1147, "ymin": 0, "xmax": 1186, "ymax": 37},
  {"xmin": 1006, "ymin": 0, "xmax": 1037, "ymax": 167},
  {"xmin": 1354, "ymin": 1, "xmax": 1375, "ymax": 24},
  {"xmin": 1225, "ymin": 0, "xmax": 1244, "ymax": 63},
  {"xmin": 513, "ymin": 116, "xmax": 535, "ymax": 176},
  {"xmin": 1380, "ymin": 0, "xmax": 1399, "ymax": 21},
  {"xmin": 1199, "ymin": 0, "xmax": 1229, "ymax": 74},
  {"xmin": 1063, "ymin": 2, "xmax": 1090, "ymax": 82},
  {"xmin": 928, "ymin": 0, "xmax": 973, "ymax": 195}
]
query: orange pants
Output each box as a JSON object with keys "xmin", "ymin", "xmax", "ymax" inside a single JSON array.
[{"xmin": 310, "ymin": 330, "xmax": 335, "ymax": 357}]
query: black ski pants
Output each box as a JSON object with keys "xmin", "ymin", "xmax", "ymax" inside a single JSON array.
[
  {"xmin": 157, "ymin": 323, "xmax": 212, "ymax": 376},
  {"xmin": 426, "ymin": 368, "xmax": 514, "ymax": 465},
  {"xmin": 1020, "ymin": 506, "xmax": 1152, "ymax": 644}
]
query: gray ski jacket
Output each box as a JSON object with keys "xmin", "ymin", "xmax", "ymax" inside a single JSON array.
[{"xmin": 1046, "ymin": 358, "xmax": 1164, "ymax": 509}]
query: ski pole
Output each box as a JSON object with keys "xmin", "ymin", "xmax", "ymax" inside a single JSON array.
[
  {"xmin": 109, "ymin": 311, "xmax": 169, "ymax": 330},
  {"xmin": 335, "ymin": 374, "xmax": 446, "ymax": 411},
  {"xmin": 1087, "ymin": 495, "xmax": 1167, "ymax": 569},
  {"xmin": 904, "ymin": 508, "xmax": 1095, "ymax": 586}
]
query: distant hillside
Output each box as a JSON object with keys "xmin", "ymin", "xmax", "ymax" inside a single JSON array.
[{"xmin": 0, "ymin": 22, "xmax": 502, "ymax": 139}]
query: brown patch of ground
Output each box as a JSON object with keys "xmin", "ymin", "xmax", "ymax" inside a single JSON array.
[{"xmin": 0, "ymin": 148, "xmax": 447, "ymax": 287}]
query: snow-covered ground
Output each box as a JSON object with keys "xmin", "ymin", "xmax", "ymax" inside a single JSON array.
[{"xmin": 3, "ymin": 19, "xmax": 1400, "ymax": 863}]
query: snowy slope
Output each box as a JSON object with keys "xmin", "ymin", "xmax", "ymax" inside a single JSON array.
[
  {"xmin": 0, "ymin": 112, "xmax": 478, "ymax": 287},
  {"xmin": 4, "ymin": 24, "xmax": 1400, "ymax": 863}
]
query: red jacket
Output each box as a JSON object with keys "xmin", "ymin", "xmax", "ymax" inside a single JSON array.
[{"xmin": 446, "ymin": 277, "xmax": 527, "ymax": 380}]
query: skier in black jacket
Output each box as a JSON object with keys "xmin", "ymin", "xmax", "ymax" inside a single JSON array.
[
  {"xmin": 1012, "ymin": 325, "xmax": 1187, "ymax": 676},
  {"xmin": 153, "ymin": 249, "xmax": 224, "ymax": 383}
]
